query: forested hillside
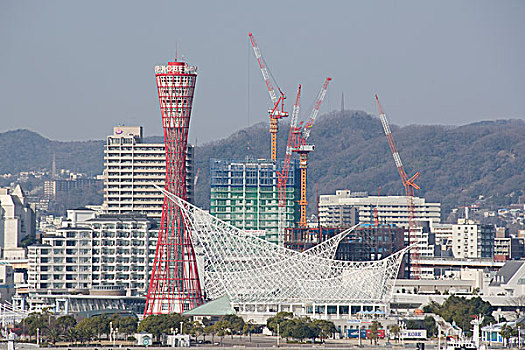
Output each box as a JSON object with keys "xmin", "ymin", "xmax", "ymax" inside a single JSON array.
[{"xmin": 1, "ymin": 112, "xmax": 524, "ymax": 218}]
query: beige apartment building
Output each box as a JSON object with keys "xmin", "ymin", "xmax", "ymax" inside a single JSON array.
[{"xmin": 102, "ymin": 126, "xmax": 194, "ymax": 220}]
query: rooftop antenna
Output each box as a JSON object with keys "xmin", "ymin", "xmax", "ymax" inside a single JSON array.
[{"xmin": 175, "ymin": 40, "xmax": 178, "ymax": 62}]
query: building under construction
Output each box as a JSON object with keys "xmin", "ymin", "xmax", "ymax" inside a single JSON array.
[
  {"xmin": 285, "ymin": 224, "xmax": 407, "ymax": 275},
  {"xmin": 210, "ymin": 158, "xmax": 300, "ymax": 244}
]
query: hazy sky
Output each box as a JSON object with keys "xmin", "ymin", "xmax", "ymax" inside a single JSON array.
[{"xmin": 1, "ymin": 1, "xmax": 524, "ymax": 143}]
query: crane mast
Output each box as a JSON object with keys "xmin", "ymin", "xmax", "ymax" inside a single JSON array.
[
  {"xmin": 249, "ymin": 33, "xmax": 288, "ymax": 162},
  {"xmin": 277, "ymin": 86, "xmax": 301, "ymax": 244},
  {"xmin": 293, "ymin": 78, "xmax": 331, "ymax": 227},
  {"xmin": 375, "ymin": 94, "xmax": 421, "ymax": 279}
]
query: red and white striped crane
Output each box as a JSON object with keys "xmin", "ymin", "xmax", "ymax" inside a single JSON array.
[
  {"xmin": 375, "ymin": 94, "xmax": 421, "ymax": 279},
  {"xmin": 249, "ymin": 33, "xmax": 289, "ymax": 162}
]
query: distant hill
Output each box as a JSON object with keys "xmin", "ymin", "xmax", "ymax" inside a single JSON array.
[
  {"xmin": 193, "ymin": 112, "xmax": 525, "ymax": 216},
  {"xmin": 0, "ymin": 129, "xmax": 104, "ymax": 175},
  {"xmin": 1, "ymin": 112, "xmax": 524, "ymax": 218}
]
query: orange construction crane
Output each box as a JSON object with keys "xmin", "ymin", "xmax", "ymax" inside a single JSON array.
[
  {"xmin": 375, "ymin": 94, "xmax": 421, "ymax": 279},
  {"xmin": 249, "ymin": 33, "xmax": 289, "ymax": 162},
  {"xmin": 293, "ymin": 78, "xmax": 331, "ymax": 227},
  {"xmin": 373, "ymin": 186, "xmax": 381, "ymax": 226},
  {"xmin": 277, "ymin": 85, "xmax": 302, "ymax": 244}
]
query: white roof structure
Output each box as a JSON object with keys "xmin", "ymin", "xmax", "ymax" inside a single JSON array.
[{"xmin": 159, "ymin": 186, "xmax": 408, "ymax": 306}]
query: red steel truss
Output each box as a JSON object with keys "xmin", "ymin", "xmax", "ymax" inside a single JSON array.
[{"xmin": 144, "ymin": 60, "xmax": 203, "ymax": 315}]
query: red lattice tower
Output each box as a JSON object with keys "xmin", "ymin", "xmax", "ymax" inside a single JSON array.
[{"xmin": 144, "ymin": 60, "xmax": 203, "ymax": 315}]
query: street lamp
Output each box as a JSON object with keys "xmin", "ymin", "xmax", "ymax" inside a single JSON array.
[
  {"xmin": 110, "ymin": 321, "xmax": 113, "ymax": 343},
  {"xmin": 277, "ymin": 323, "xmax": 280, "ymax": 347},
  {"xmin": 180, "ymin": 321, "xmax": 184, "ymax": 335},
  {"xmin": 114, "ymin": 327, "xmax": 119, "ymax": 347},
  {"xmin": 400, "ymin": 321, "xmax": 406, "ymax": 346}
]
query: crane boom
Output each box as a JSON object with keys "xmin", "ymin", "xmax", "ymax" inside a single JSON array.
[
  {"xmin": 375, "ymin": 95, "xmax": 420, "ymax": 191},
  {"xmin": 249, "ymin": 33, "xmax": 278, "ymax": 105},
  {"xmin": 249, "ymin": 32, "xmax": 288, "ymax": 162},
  {"xmin": 375, "ymin": 94, "xmax": 421, "ymax": 279},
  {"xmin": 302, "ymin": 77, "xmax": 332, "ymax": 141}
]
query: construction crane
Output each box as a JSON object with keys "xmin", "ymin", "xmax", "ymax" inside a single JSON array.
[
  {"xmin": 373, "ymin": 186, "xmax": 381, "ymax": 226},
  {"xmin": 375, "ymin": 94, "xmax": 421, "ymax": 279},
  {"xmin": 277, "ymin": 85, "xmax": 302, "ymax": 245},
  {"xmin": 293, "ymin": 77, "xmax": 332, "ymax": 227},
  {"xmin": 249, "ymin": 33, "xmax": 289, "ymax": 162}
]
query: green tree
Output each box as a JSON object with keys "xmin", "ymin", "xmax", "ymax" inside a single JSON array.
[
  {"xmin": 222, "ymin": 314, "xmax": 245, "ymax": 338},
  {"xmin": 389, "ymin": 324, "xmax": 401, "ymax": 343},
  {"xmin": 242, "ymin": 320, "xmax": 257, "ymax": 342},
  {"xmin": 56, "ymin": 315, "xmax": 77, "ymax": 335},
  {"xmin": 47, "ymin": 327, "xmax": 61, "ymax": 345},
  {"xmin": 312, "ymin": 319, "xmax": 336, "ymax": 341},
  {"xmin": 500, "ymin": 323, "xmax": 514, "ymax": 347},
  {"xmin": 91, "ymin": 314, "xmax": 110, "ymax": 340},
  {"xmin": 266, "ymin": 311, "xmax": 294, "ymax": 334},
  {"xmin": 75, "ymin": 319, "xmax": 96, "ymax": 344},
  {"xmin": 189, "ymin": 320, "xmax": 203, "ymax": 341},
  {"xmin": 22, "ymin": 313, "xmax": 49, "ymax": 339},
  {"xmin": 203, "ymin": 324, "xmax": 216, "ymax": 343},
  {"xmin": 65, "ymin": 328, "xmax": 79, "ymax": 344},
  {"xmin": 214, "ymin": 320, "xmax": 231, "ymax": 343},
  {"xmin": 117, "ymin": 316, "xmax": 138, "ymax": 338},
  {"xmin": 138, "ymin": 314, "xmax": 188, "ymax": 342},
  {"xmin": 369, "ymin": 321, "xmax": 382, "ymax": 345},
  {"xmin": 424, "ymin": 296, "xmax": 495, "ymax": 335},
  {"xmin": 279, "ymin": 319, "xmax": 296, "ymax": 341},
  {"xmin": 291, "ymin": 321, "xmax": 314, "ymax": 342}
]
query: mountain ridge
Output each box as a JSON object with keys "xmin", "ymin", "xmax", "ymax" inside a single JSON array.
[{"xmin": 1, "ymin": 113, "xmax": 524, "ymax": 217}]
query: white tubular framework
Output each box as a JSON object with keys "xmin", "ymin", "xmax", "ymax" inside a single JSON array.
[{"xmin": 157, "ymin": 186, "xmax": 407, "ymax": 306}]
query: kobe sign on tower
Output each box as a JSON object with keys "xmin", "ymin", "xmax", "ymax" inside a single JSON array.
[{"xmin": 144, "ymin": 59, "xmax": 203, "ymax": 315}]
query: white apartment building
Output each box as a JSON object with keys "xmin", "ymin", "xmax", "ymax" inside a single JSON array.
[
  {"xmin": 27, "ymin": 212, "xmax": 157, "ymax": 297},
  {"xmin": 27, "ymin": 227, "xmax": 93, "ymax": 293},
  {"xmin": 319, "ymin": 190, "xmax": 441, "ymax": 228},
  {"xmin": 0, "ymin": 185, "xmax": 35, "ymax": 259},
  {"xmin": 451, "ymin": 219, "xmax": 495, "ymax": 259},
  {"xmin": 103, "ymin": 126, "xmax": 194, "ymax": 220}
]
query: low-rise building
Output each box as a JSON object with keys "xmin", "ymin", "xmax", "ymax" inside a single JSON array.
[
  {"xmin": 319, "ymin": 190, "xmax": 441, "ymax": 228},
  {"xmin": 27, "ymin": 212, "xmax": 157, "ymax": 300}
]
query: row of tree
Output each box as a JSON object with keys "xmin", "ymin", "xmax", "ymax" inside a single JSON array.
[
  {"xmin": 17, "ymin": 311, "xmax": 336, "ymax": 345},
  {"xmin": 266, "ymin": 312, "xmax": 336, "ymax": 343},
  {"xmin": 19, "ymin": 312, "xmax": 138, "ymax": 344}
]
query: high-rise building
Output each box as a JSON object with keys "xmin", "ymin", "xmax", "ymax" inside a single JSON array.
[
  {"xmin": 145, "ymin": 59, "xmax": 203, "ymax": 315},
  {"xmin": 103, "ymin": 126, "xmax": 194, "ymax": 220},
  {"xmin": 0, "ymin": 185, "xmax": 35, "ymax": 259},
  {"xmin": 319, "ymin": 190, "xmax": 441, "ymax": 228},
  {"xmin": 210, "ymin": 158, "xmax": 300, "ymax": 244}
]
